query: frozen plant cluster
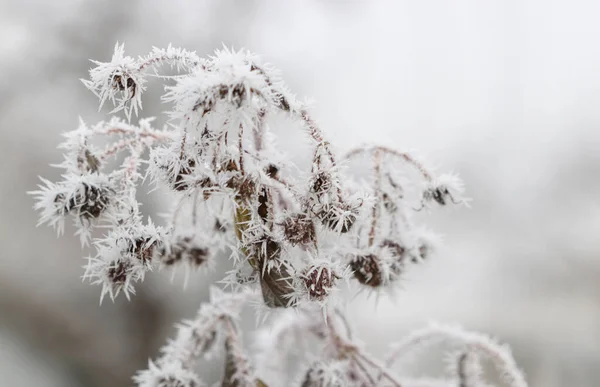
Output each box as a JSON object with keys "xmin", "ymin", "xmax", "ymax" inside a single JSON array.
[{"xmin": 31, "ymin": 43, "xmax": 527, "ymax": 386}]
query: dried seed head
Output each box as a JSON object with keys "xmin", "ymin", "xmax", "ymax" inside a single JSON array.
[
  {"xmin": 302, "ymin": 265, "xmax": 337, "ymax": 301},
  {"xmin": 379, "ymin": 239, "xmax": 407, "ymax": 274},
  {"xmin": 257, "ymin": 187, "xmax": 269, "ymax": 221},
  {"xmin": 310, "ymin": 171, "xmax": 333, "ymax": 197},
  {"xmin": 424, "ymin": 186, "xmax": 451, "ymax": 205},
  {"xmin": 111, "ymin": 73, "xmax": 137, "ymax": 97},
  {"xmin": 265, "ymin": 163, "xmax": 279, "ymax": 178},
  {"xmin": 126, "ymin": 236, "xmax": 161, "ymax": 265},
  {"xmin": 281, "ymin": 213, "xmax": 316, "ymax": 246},
  {"xmin": 318, "ymin": 202, "xmax": 358, "ymax": 234},
  {"xmin": 301, "ymin": 362, "xmax": 347, "ymax": 387},
  {"xmin": 107, "ymin": 259, "xmax": 132, "ymax": 286},
  {"xmin": 379, "ymin": 239, "xmax": 405, "ymax": 260},
  {"xmin": 134, "ymin": 361, "xmax": 202, "ymax": 387},
  {"xmin": 350, "ymin": 254, "xmax": 382, "ymax": 287},
  {"xmin": 160, "ymin": 236, "xmax": 210, "ymax": 268},
  {"xmin": 56, "ymin": 182, "xmax": 112, "ymax": 220}
]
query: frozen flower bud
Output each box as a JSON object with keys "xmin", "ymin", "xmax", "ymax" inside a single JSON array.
[
  {"xmin": 379, "ymin": 239, "xmax": 408, "ymax": 274},
  {"xmin": 281, "ymin": 212, "xmax": 315, "ymax": 246},
  {"xmin": 318, "ymin": 202, "xmax": 358, "ymax": 234},
  {"xmin": 379, "ymin": 239, "xmax": 405, "ymax": 259},
  {"xmin": 66, "ymin": 181, "xmax": 112, "ymax": 220},
  {"xmin": 349, "ymin": 253, "xmax": 383, "ymax": 287},
  {"xmin": 82, "ymin": 43, "xmax": 145, "ymax": 119},
  {"xmin": 108, "ymin": 259, "xmax": 133, "ymax": 287},
  {"xmin": 84, "ymin": 253, "xmax": 140, "ymax": 302},
  {"xmin": 32, "ymin": 173, "xmax": 115, "ymax": 233},
  {"xmin": 264, "ymin": 163, "xmax": 279, "ymax": 178},
  {"xmin": 111, "ymin": 72, "xmax": 137, "ymax": 98},
  {"xmin": 257, "ymin": 186, "xmax": 269, "ymax": 221},
  {"xmin": 300, "ymin": 361, "xmax": 348, "ymax": 387},
  {"xmin": 124, "ymin": 234, "xmax": 162, "ymax": 265},
  {"xmin": 310, "ymin": 171, "xmax": 333, "ymax": 197},
  {"xmin": 423, "ymin": 186, "xmax": 452, "ymax": 205},
  {"xmin": 150, "ymin": 146, "xmax": 213, "ymax": 193},
  {"xmin": 134, "ymin": 361, "xmax": 202, "ymax": 387},
  {"xmin": 422, "ymin": 173, "xmax": 465, "ymax": 207},
  {"xmin": 160, "ymin": 235, "xmax": 211, "ymax": 269},
  {"xmin": 302, "ymin": 265, "xmax": 338, "ymax": 301}
]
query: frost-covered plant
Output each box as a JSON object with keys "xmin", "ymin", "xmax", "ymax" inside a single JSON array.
[{"xmin": 31, "ymin": 43, "xmax": 526, "ymax": 386}]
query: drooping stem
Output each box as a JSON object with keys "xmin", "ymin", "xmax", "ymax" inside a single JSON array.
[
  {"xmin": 323, "ymin": 312, "xmax": 402, "ymax": 387},
  {"xmin": 137, "ymin": 47, "xmax": 201, "ymax": 72},
  {"xmin": 345, "ymin": 145, "xmax": 434, "ymax": 182},
  {"xmin": 368, "ymin": 149, "xmax": 382, "ymax": 247},
  {"xmin": 355, "ymin": 353, "xmax": 403, "ymax": 387}
]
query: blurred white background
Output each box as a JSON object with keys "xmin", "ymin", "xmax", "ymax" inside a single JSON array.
[{"xmin": 1, "ymin": 0, "xmax": 599, "ymax": 386}]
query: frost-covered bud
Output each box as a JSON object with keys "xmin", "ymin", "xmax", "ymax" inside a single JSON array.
[
  {"xmin": 84, "ymin": 252, "xmax": 141, "ymax": 302},
  {"xmin": 134, "ymin": 361, "xmax": 202, "ymax": 387},
  {"xmin": 302, "ymin": 265, "xmax": 338, "ymax": 301},
  {"xmin": 82, "ymin": 43, "xmax": 146, "ymax": 119},
  {"xmin": 125, "ymin": 234, "xmax": 162, "ymax": 265},
  {"xmin": 107, "ymin": 259, "xmax": 133, "ymax": 287},
  {"xmin": 349, "ymin": 253, "xmax": 383, "ymax": 287},
  {"xmin": 422, "ymin": 173, "xmax": 465, "ymax": 207},
  {"xmin": 379, "ymin": 239, "xmax": 405, "ymax": 261},
  {"xmin": 379, "ymin": 239, "xmax": 408, "ymax": 274},
  {"xmin": 350, "ymin": 242, "xmax": 407, "ymax": 288},
  {"xmin": 32, "ymin": 173, "xmax": 114, "ymax": 233},
  {"xmin": 160, "ymin": 235, "xmax": 211, "ymax": 269},
  {"xmin": 164, "ymin": 47, "xmax": 287, "ymax": 125},
  {"xmin": 150, "ymin": 145, "xmax": 214, "ymax": 192},
  {"xmin": 310, "ymin": 171, "xmax": 334, "ymax": 197},
  {"xmin": 318, "ymin": 202, "xmax": 358, "ymax": 234},
  {"xmin": 281, "ymin": 212, "xmax": 315, "ymax": 246},
  {"xmin": 423, "ymin": 186, "xmax": 451, "ymax": 206},
  {"xmin": 61, "ymin": 182, "xmax": 111, "ymax": 219},
  {"xmin": 300, "ymin": 361, "xmax": 348, "ymax": 387}
]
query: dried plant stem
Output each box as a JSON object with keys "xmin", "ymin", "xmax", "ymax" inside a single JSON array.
[
  {"xmin": 356, "ymin": 353, "xmax": 403, "ymax": 387},
  {"xmin": 345, "ymin": 145, "xmax": 433, "ymax": 182},
  {"xmin": 368, "ymin": 148, "xmax": 382, "ymax": 247},
  {"xmin": 252, "ymin": 109, "xmax": 266, "ymax": 151}
]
